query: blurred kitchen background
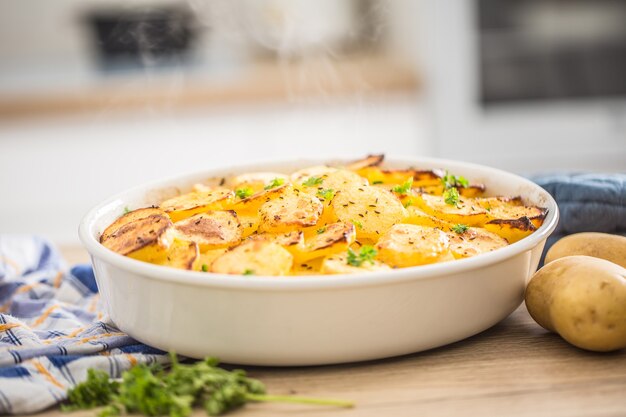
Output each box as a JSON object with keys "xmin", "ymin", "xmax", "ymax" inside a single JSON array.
[{"xmin": 1, "ymin": 0, "xmax": 625, "ymax": 243}]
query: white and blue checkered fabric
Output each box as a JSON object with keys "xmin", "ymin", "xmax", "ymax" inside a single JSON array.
[{"xmin": 0, "ymin": 235, "xmax": 168, "ymax": 414}]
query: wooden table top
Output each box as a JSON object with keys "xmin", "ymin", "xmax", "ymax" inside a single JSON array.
[{"xmin": 49, "ymin": 247, "xmax": 626, "ymax": 417}]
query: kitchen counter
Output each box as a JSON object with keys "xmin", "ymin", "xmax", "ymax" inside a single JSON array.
[{"xmin": 49, "ymin": 246, "xmax": 626, "ymax": 417}]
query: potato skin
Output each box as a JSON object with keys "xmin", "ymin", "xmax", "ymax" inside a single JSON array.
[
  {"xmin": 525, "ymin": 256, "xmax": 626, "ymax": 352},
  {"xmin": 545, "ymin": 232, "xmax": 626, "ymax": 268}
]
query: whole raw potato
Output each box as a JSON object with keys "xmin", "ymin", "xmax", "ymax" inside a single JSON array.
[
  {"xmin": 545, "ymin": 232, "xmax": 626, "ymax": 268},
  {"xmin": 525, "ymin": 256, "xmax": 626, "ymax": 352}
]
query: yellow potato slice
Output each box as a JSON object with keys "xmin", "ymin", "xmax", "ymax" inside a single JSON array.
[
  {"xmin": 420, "ymin": 183, "xmax": 486, "ymax": 198},
  {"xmin": 100, "ymin": 208, "xmax": 173, "ymax": 263},
  {"xmin": 258, "ymin": 191, "xmax": 323, "ymax": 233},
  {"xmin": 157, "ymin": 239, "xmax": 199, "ymax": 270},
  {"xmin": 195, "ymin": 248, "xmax": 228, "ymax": 272},
  {"xmin": 292, "ymin": 258, "xmax": 324, "ymax": 275},
  {"xmin": 320, "ymin": 253, "xmax": 392, "ymax": 274},
  {"xmin": 376, "ymin": 224, "xmax": 454, "ymax": 267},
  {"xmin": 228, "ymin": 172, "xmax": 289, "ymax": 194},
  {"xmin": 331, "ymin": 186, "xmax": 407, "ymax": 240},
  {"xmin": 248, "ymin": 230, "xmax": 304, "ymax": 247},
  {"xmin": 356, "ymin": 167, "xmax": 443, "ymax": 187},
  {"xmin": 234, "ymin": 183, "xmax": 289, "ymax": 211},
  {"xmin": 404, "ymin": 205, "xmax": 454, "ymax": 229},
  {"xmin": 160, "ymin": 188, "xmax": 234, "ymax": 222},
  {"xmin": 344, "ymin": 154, "xmax": 384, "ymax": 171},
  {"xmin": 414, "ymin": 192, "xmax": 488, "ymax": 226},
  {"xmin": 211, "ymin": 240, "xmax": 293, "ymax": 276},
  {"xmin": 293, "ymin": 222, "xmax": 356, "ymax": 263},
  {"xmin": 446, "ymin": 227, "xmax": 508, "ymax": 258},
  {"xmin": 174, "ymin": 210, "xmax": 242, "ymax": 251},
  {"xmin": 477, "ymin": 197, "xmax": 547, "ymax": 228},
  {"xmin": 484, "ymin": 217, "xmax": 537, "ymax": 243},
  {"xmin": 291, "ymin": 165, "xmax": 337, "ymax": 185}
]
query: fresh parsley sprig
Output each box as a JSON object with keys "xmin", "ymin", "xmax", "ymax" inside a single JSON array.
[
  {"xmin": 392, "ymin": 177, "xmax": 413, "ymax": 195},
  {"xmin": 443, "ymin": 187, "xmax": 460, "ymax": 206},
  {"xmin": 316, "ymin": 189, "xmax": 335, "ymax": 201},
  {"xmin": 451, "ymin": 224, "xmax": 469, "ymax": 234},
  {"xmin": 63, "ymin": 353, "xmax": 353, "ymax": 417},
  {"xmin": 264, "ymin": 178, "xmax": 285, "ymax": 190},
  {"xmin": 235, "ymin": 188, "xmax": 253, "ymax": 199},
  {"xmin": 441, "ymin": 171, "xmax": 469, "ymax": 189},
  {"xmin": 346, "ymin": 245, "xmax": 377, "ymax": 267},
  {"xmin": 302, "ymin": 176, "xmax": 323, "ymax": 187}
]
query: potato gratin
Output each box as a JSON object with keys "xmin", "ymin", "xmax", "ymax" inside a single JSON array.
[{"xmin": 100, "ymin": 155, "xmax": 548, "ymax": 276}]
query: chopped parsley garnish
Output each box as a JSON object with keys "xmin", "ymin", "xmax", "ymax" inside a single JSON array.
[
  {"xmin": 403, "ymin": 200, "xmax": 413, "ymax": 208},
  {"xmin": 235, "ymin": 187, "xmax": 253, "ymax": 199},
  {"xmin": 243, "ymin": 269, "xmax": 255, "ymax": 276},
  {"xmin": 201, "ymin": 264, "xmax": 209, "ymax": 272},
  {"xmin": 444, "ymin": 187, "xmax": 460, "ymax": 206},
  {"xmin": 451, "ymin": 224, "xmax": 469, "ymax": 234},
  {"xmin": 63, "ymin": 353, "xmax": 353, "ymax": 416},
  {"xmin": 352, "ymin": 219, "xmax": 363, "ymax": 229},
  {"xmin": 264, "ymin": 178, "xmax": 285, "ymax": 190},
  {"xmin": 316, "ymin": 189, "xmax": 335, "ymax": 200},
  {"xmin": 316, "ymin": 227, "xmax": 327, "ymax": 234},
  {"xmin": 441, "ymin": 171, "xmax": 469, "ymax": 189},
  {"xmin": 123, "ymin": 206, "xmax": 131, "ymax": 215},
  {"xmin": 302, "ymin": 176, "xmax": 323, "ymax": 187},
  {"xmin": 372, "ymin": 180, "xmax": 383, "ymax": 185},
  {"xmin": 392, "ymin": 177, "xmax": 413, "ymax": 195},
  {"xmin": 346, "ymin": 245, "xmax": 377, "ymax": 267}
]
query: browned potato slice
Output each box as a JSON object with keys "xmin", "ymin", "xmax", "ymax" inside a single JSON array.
[
  {"xmin": 446, "ymin": 227, "xmax": 508, "ymax": 258},
  {"xmin": 234, "ymin": 183, "xmax": 289, "ymax": 211},
  {"xmin": 258, "ymin": 192, "xmax": 323, "ymax": 233},
  {"xmin": 248, "ymin": 230, "xmax": 304, "ymax": 247},
  {"xmin": 344, "ymin": 154, "xmax": 384, "ymax": 171},
  {"xmin": 157, "ymin": 239, "xmax": 199, "ymax": 270},
  {"xmin": 332, "ymin": 186, "xmax": 407, "ymax": 240},
  {"xmin": 211, "ymin": 240, "xmax": 293, "ymax": 276},
  {"xmin": 228, "ymin": 172, "xmax": 289, "ymax": 194},
  {"xmin": 484, "ymin": 217, "xmax": 537, "ymax": 243},
  {"xmin": 320, "ymin": 253, "xmax": 392, "ymax": 274},
  {"xmin": 414, "ymin": 193, "xmax": 488, "ymax": 226},
  {"xmin": 376, "ymin": 224, "xmax": 454, "ymax": 267},
  {"xmin": 160, "ymin": 188, "xmax": 234, "ymax": 222},
  {"xmin": 293, "ymin": 222, "xmax": 356, "ymax": 263},
  {"xmin": 404, "ymin": 205, "xmax": 454, "ymax": 229},
  {"xmin": 100, "ymin": 209, "xmax": 173, "ymax": 263},
  {"xmin": 477, "ymin": 197, "xmax": 547, "ymax": 228},
  {"xmin": 174, "ymin": 210, "xmax": 242, "ymax": 251}
]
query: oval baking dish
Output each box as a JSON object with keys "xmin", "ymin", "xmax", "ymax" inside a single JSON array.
[{"xmin": 79, "ymin": 156, "xmax": 559, "ymax": 366}]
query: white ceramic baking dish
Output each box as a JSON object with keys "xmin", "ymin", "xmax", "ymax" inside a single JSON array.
[{"xmin": 79, "ymin": 157, "xmax": 558, "ymax": 366}]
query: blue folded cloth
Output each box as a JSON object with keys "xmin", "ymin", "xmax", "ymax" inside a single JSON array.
[
  {"xmin": 0, "ymin": 235, "xmax": 167, "ymax": 414},
  {"xmin": 532, "ymin": 173, "xmax": 626, "ymax": 262}
]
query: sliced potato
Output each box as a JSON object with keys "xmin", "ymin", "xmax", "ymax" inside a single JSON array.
[
  {"xmin": 321, "ymin": 253, "xmax": 392, "ymax": 274},
  {"xmin": 194, "ymin": 248, "xmax": 228, "ymax": 271},
  {"xmin": 446, "ymin": 227, "xmax": 508, "ymax": 258},
  {"xmin": 293, "ymin": 222, "xmax": 356, "ymax": 263},
  {"xmin": 291, "ymin": 165, "xmax": 337, "ymax": 185},
  {"xmin": 344, "ymin": 154, "xmax": 384, "ymax": 171},
  {"xmin": 484, "ymin": 217, "xmax": 537, "ymax": 243},
  {"xmin": 376, "ymin": 224, "xmax": 454, "ymax": 267},
  {"xmin": 292, "ymin": 258, "xmax": 324, "ymax": 275},
  {"xmin": 234, "ymin": 184, "xmax": 289, "ymax": 211},
  {"xmin": 157, "ymin": 239, "xmax": 199, "ymax": 270},
  {"xmin": 248, "ymin": 230, "xmax": 304, "ymax": 247},
  {"xmin": 414, "ymin": 192, "xmax": 488, "ymax": 226},
  {"xmin": 174, "ymin": 210, "xmax": 242, "ymax": 251},
  {"xmin": 299, "ymin": 169, "xmax": 368, "ymax": 197},
  {"xmin": 420, "ymin": 183, "xmax": 486, "ymax": 198},
  {"xmin": 332, "ymin": 186, "xmax": 407, "ymax": 240},
  {"xmin": 100, "ymin": 208, "xmax": 173, "ymax": 263},
  {"xmin": 160, "ymin": 188, "xmax": 234, "ymax": 222},
  {"xmin": 404, "ymin": 205, "xmax": 454, "ymax": 229},
  {"xmin": 258, "ymin": 191, "xmax": 323, "ymax": 233},
  {"xmin": 477, "ymin": 196, "xmax": 547, "ymax": 228},
  {"xmin": 356, "ymin": 167, "xmax": 443, "ymax": 187},
  {"xmin": 228, "ymin": 172, "xmax": 289, "ymax": 193},
  {"xmin": 210, "ymin": 240, "xmax": 293, "ymax": 276}
]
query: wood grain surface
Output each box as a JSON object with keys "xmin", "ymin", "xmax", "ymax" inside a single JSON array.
[{"xmin": 45, "ymin": 246, "xmax": 626, "ymax": 417}]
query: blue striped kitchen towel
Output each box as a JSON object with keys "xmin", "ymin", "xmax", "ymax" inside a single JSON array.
[{"xmin": 0, "ymin": 235, "xmax": 168, "ymax": 415}]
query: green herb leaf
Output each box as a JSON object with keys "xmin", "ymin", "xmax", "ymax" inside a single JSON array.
[
  {"xmin": 441, "ymin": 171, "xmax": 469, "ymax": 189},
  {"xmin": 243, "ymin": 269, "xmax": 255, "ymax": 276},
  {"xmin": 316, "ymin": 189, "xmax": 335, "ymax": 201},
  {"xmin": 346, "ymin": 245, "xmax": 377, "ymax": 267},
  {"xmin": 443, "ymin": 187, "xmax": 460, "ymax": 206},
  {"xmin": 235, "ymin": 187, "xmax": 253, "ymax": 199},
  {"xmin": 264, "ymin": 178, "xmax": 285, "ymax": 190},
  {"xmin": 451, "ymin": 224, "xmax": 469, "ymax": 234},
  {"xmin": 403, "ymin": 200, "xmax": 413, "ymax": 208},
  {"xmin": 352, "ymin": 219, "xmax": 363, "ymax": 229},
  {"xmin": 392, "ymin": 177, "xmax": 413, "ymax": 195},
  {"xmin": 316, "ymin": 227, "xmax": 326, "ymax": 235},
  {"xmin": 123, "ymin": 207, "xmax": 131, "ymax": 215},
  {"xmin": 372, "ymin": 180, "xmax": 383, "ymax": 185},
  {"xmin": 201, "ymin": 264, "xmax": 209, "ymax": 272},
  {"xmin": 64, "ymin": 353, "xmax": 353, "ymax": 416},
  {"xmin": 302, "ymin": 176, "xmax": 323, "ymax": 187}
]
